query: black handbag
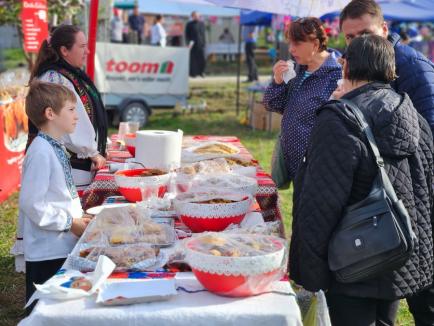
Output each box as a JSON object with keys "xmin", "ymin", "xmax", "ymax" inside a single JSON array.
[{"xmin": 328, "ymin": 99, "xmax": 417, "ymax": 283}]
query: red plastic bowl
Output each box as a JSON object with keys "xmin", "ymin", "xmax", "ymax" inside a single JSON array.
[
  {"xmin": 192, "ymin": 268, "xmax": 282, "ymax": 297},
  {"xmin": 114, "ymin": 168, "xmax": 170, "ymax": 202},
  {"xmin": 124, "ymin": 133, "xmax": 136, "ymax": 157},
  {"xmin": 173, "ymin": 194, "xmax": 252, "ymax": 233},
  {"xmin": 180, "ymin": 215, "xmax": 244, "ymax": 233},
  {"xmin": 126, "ymin": 145, "xmax": 136, "ymax": 157},
  {"xmin": 185, "ymin": 235, "xmax": 285, "ymax": 297}
]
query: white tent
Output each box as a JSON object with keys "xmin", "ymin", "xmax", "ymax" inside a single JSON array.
[{"xmin": 170, "ymin": 0, "xmax": 351, "ymax": 17}]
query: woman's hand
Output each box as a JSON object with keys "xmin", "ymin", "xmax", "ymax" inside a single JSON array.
[
  {"xmin": 273, "ymin": 60, "xmax": 290, "ymax": 84},
  {"xmin": 90, "ymin": 153, "xmax": 106, "ymax": 170}
]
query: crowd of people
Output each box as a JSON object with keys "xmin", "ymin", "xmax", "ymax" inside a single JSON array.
[
  {"xmin": 13, "ymin": 0, "xmax": 434, "ymax": 324},
  {"xmin": 264, "ymin": 1, "xmax": 434, "ymax": 325}
]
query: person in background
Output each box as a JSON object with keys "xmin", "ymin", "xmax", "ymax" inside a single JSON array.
[
  {"xmin": 219, "ymin": 27, "xmax": 235, "ymax": 43},
  {"xmin": 185, "ymin": 11, "xmax": 206, "ymax": 77},
  {"xmin": 219, "ymin": 28, "xmax": 235, "ymax": 62},
  {"xmin": 110, "ymin": 8, "xmax": 124, "ymax": 43},
  {"xmin": 243, "ymin": 25, "xmax": 258, "ymax": 83},
  {"xmin": 151, "ymin": 15, "xmax": 167, "ymax": 47},
  {"xmin": 128, "ymin": 5, "xmax": 145, "ymax": 44},
  {"xmin": 290, "ymin": 34, "xmax": 433, "ymax": 326},
  {"xmin": 20, "ymin": 81, "xmax": 91, "ymax": 314},
  {"xmin": 340, "ymin": 2, "xmax": 434, "ymax": 324},
  {"xmin": 263, "ymin": 17, "xmax": 341, "ymax": 184}
]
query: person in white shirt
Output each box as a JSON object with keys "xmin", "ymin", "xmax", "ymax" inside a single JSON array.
[
  {"xmin": 20, "ymin": 81, "xmax": 91, "ymax": 314},
  {"xmin": 110, "ymin": 8, "xmax": 124, "ymax": 43},
  {"xmin": 151, "ymin": 15, "xmax": 167, "ymax": 47}
]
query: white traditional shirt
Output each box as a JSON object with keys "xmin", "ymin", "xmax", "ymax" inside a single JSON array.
[
  {"xmin": 39, "ymin": 70, "xmax": 99, "ymax": 186},
  {"xmin": 151, "ymin": 23, "xmax": 167, "ymax": 47},
  {"xmin": 19, "ymin": 135, "xmax": 83, "ymax": 261}
]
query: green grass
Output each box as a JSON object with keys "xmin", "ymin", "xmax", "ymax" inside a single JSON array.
[
  {"xmin": 0, "ymin": 81, "xmax": 414, "ymax": 325},
  {"xmin": 2, "ymin": 48, "xmax": 26, "ymax": 70}
]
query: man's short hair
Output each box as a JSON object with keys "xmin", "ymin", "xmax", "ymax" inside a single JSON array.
[
  {"xmin": 345, "ymin": 35, "xmax": 397, "ymax": 83},
  {"xmin": 25, "ymin": 81, "xmax": 76, "ymax": 128},
  {"xmin": 340, "ymin": 0, "xmax": 384, "ymax": 29}
]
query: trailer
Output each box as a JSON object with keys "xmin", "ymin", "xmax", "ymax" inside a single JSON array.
[{"xmin": 94, "ymin": 42, "xmax": 189, "ymax": 126}]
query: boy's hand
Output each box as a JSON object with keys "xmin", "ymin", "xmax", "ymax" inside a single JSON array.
[
  {"xmin": 70, "ymin": 217, "xmax": 91, "ymax": 237},
  {"xmin": 90, "ymin": 153, "xmax": 106, "ymax": 170}
]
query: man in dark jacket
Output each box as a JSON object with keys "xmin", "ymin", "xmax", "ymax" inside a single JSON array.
[
  {"xmin": 339, "ymin": 2, "xmax": 434, "ymax": 324},
  {"xmin": 185, "ymin": 11, "xmax": 206, "ymax": 77},
  {"xmin": 128, "ymin": 6, "xmax": 145, "ymax": 44},
  {"xmin": 340, "ymin": 0, "xmax": 434, "ymax": 136},
  {"xmin": 290, "ymin": 35, "xmax": 434, "ymax": 326}
]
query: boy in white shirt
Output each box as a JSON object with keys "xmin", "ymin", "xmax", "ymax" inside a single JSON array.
[{"xmin": 20, "ymin": 81, "xmax": 91, "ymax": 312}]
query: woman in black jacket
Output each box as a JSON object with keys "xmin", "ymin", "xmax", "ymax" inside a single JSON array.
[{"xmin": 289, "ymin": 35, "xmax": 433, "ymax": 326}]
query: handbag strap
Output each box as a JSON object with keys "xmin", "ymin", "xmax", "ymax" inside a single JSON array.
[{"xmin": 339, "ymin": 98, "xmax": 400, "ymax": 203}]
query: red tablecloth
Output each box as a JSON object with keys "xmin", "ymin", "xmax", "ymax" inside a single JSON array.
[{"xmin": 81, "ymin": 135, "xmax": 284, "ymax": 235}]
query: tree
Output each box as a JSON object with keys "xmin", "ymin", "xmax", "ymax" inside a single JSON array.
[{"xmin": 0, "ymin": 0, "xmax": 85, "ymax": 70}]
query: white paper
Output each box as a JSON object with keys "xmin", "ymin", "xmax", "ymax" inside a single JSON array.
[
  {"xmin": 97, "ymin": 278, "xmax": 177, "ymax": 305},
  {"xmin": 282, "ymin": 60, "xmax": 296, "ymax": 84},
  {"xmin": 26, "ymin": 256, "xmax": 116, "ymax": 307},
  {"xmin": 135, "ymin": 130, "xmax": 183, "ymax": 170}
]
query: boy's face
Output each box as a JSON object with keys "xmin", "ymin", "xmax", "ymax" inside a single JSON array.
[
  {"xmin": 341, "ymin": 14, "xmax": 388, "ymax": 45},
  {"xmin": 49, "ymin": 101, "xmax": 79, "ymax": 134}
]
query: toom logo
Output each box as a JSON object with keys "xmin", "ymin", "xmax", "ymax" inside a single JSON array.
[{"xmin": 106, "ymin": 59, "xmax": 174, "ymax": 74}]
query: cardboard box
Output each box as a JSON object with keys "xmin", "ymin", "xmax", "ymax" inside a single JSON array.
[
  {"xmin": 250, "ymin": 102, "xmax": 268, "ymax": 131},
  {"xmin": 250, "ymin": 102, "xmax": 281, "ymax": 132}
]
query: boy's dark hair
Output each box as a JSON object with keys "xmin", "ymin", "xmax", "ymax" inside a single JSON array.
[
  {"xmin": 286, "ymin": 17, "xmax": 328, "ymax": 51},
  {"xmin": 25, "ymin": 81, "xmax": 76, "ymax": 128},
  {"xmin": 345, "ymin": 35, "xmax": 397, "ymax": 83},
  {"xmin": 156, "ymin": 14, "xmax": 162, "ymax": 21},
  {"xmin": 340, "ymin": 0, "xmax": 384, "ymax": 29}
]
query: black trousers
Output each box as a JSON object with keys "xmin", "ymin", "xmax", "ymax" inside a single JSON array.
[
  {"xmin": 407, "ymin": 283, "xmax": 434, "ymax": 326},
  {"xmin": 326, "ymin": 293, "xmax": 399, "ymax": 326},
  {"xmin": 245, "ymin": 42, "xmax": 258, "ymax": 81},
  {"xmin": 25, "ymin": 258, "xmax": 65, "ymax": 315}
]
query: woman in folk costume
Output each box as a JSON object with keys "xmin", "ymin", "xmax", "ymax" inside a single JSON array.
[{"xmin": 27, "ymin": 24, "xmax": 108, "ymax": 190}]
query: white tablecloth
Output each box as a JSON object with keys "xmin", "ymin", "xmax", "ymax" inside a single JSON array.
[{"xmin": 20, "ymin": 273, "xmax": 302, "ymax": 326}]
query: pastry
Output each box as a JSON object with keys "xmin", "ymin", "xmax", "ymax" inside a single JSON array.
[{"xmin": 193, "ymin": 143, "xmax": 238, "ymax": 155}]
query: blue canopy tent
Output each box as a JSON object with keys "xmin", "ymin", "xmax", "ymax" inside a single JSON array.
[
  {"xmin": 321, "ymin": 0, "xmax": 434, "ymax": 21},
  {"xmin": 240, "ymin": 10, "xmax": 272, "ymax": 26}
]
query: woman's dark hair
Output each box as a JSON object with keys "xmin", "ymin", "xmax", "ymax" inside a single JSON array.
[
  {"xmin": 345, "ymin": 34, "xmax": 397, "ymax": 83},
  {"xmin": 30, "ymin": 24, "xmax": 82, "ymax": 82},
  {"xmin": 286, "ymin": 17, "xmax": 328, "ymax": 51}
]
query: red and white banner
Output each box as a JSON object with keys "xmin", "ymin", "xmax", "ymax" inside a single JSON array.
[
  {"xmin": 21, "ymin": 0, "xmax": 48, "ymax": 53},
  {"xmin": 94, "ymin": 43, "xmax": 189, "ymax": 95},
  {"xmin": 0, "ymin": 97, "xmax": 28, "ymax": 203}
]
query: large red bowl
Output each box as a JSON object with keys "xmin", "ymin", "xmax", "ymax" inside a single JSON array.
[
  {"xmin": 114, "ymin": 168, "xmax": 170, "ymax": 202},
  {"xmin": 185, "ymin": 235, "xmax": 285, "ymax": 297},
  {"xmin": 173, "ymin": 194, "xmax": 252, "ymax": 233}
]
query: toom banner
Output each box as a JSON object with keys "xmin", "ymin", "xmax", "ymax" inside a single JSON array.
[{"xmin": 94, "ymin": 43, "xmax": 189, "ymax": 95}]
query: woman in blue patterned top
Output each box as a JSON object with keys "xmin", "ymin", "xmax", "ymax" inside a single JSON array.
[{"xmin": 263, "ymin": 17, "xmax": 342, "ymax": 182}]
